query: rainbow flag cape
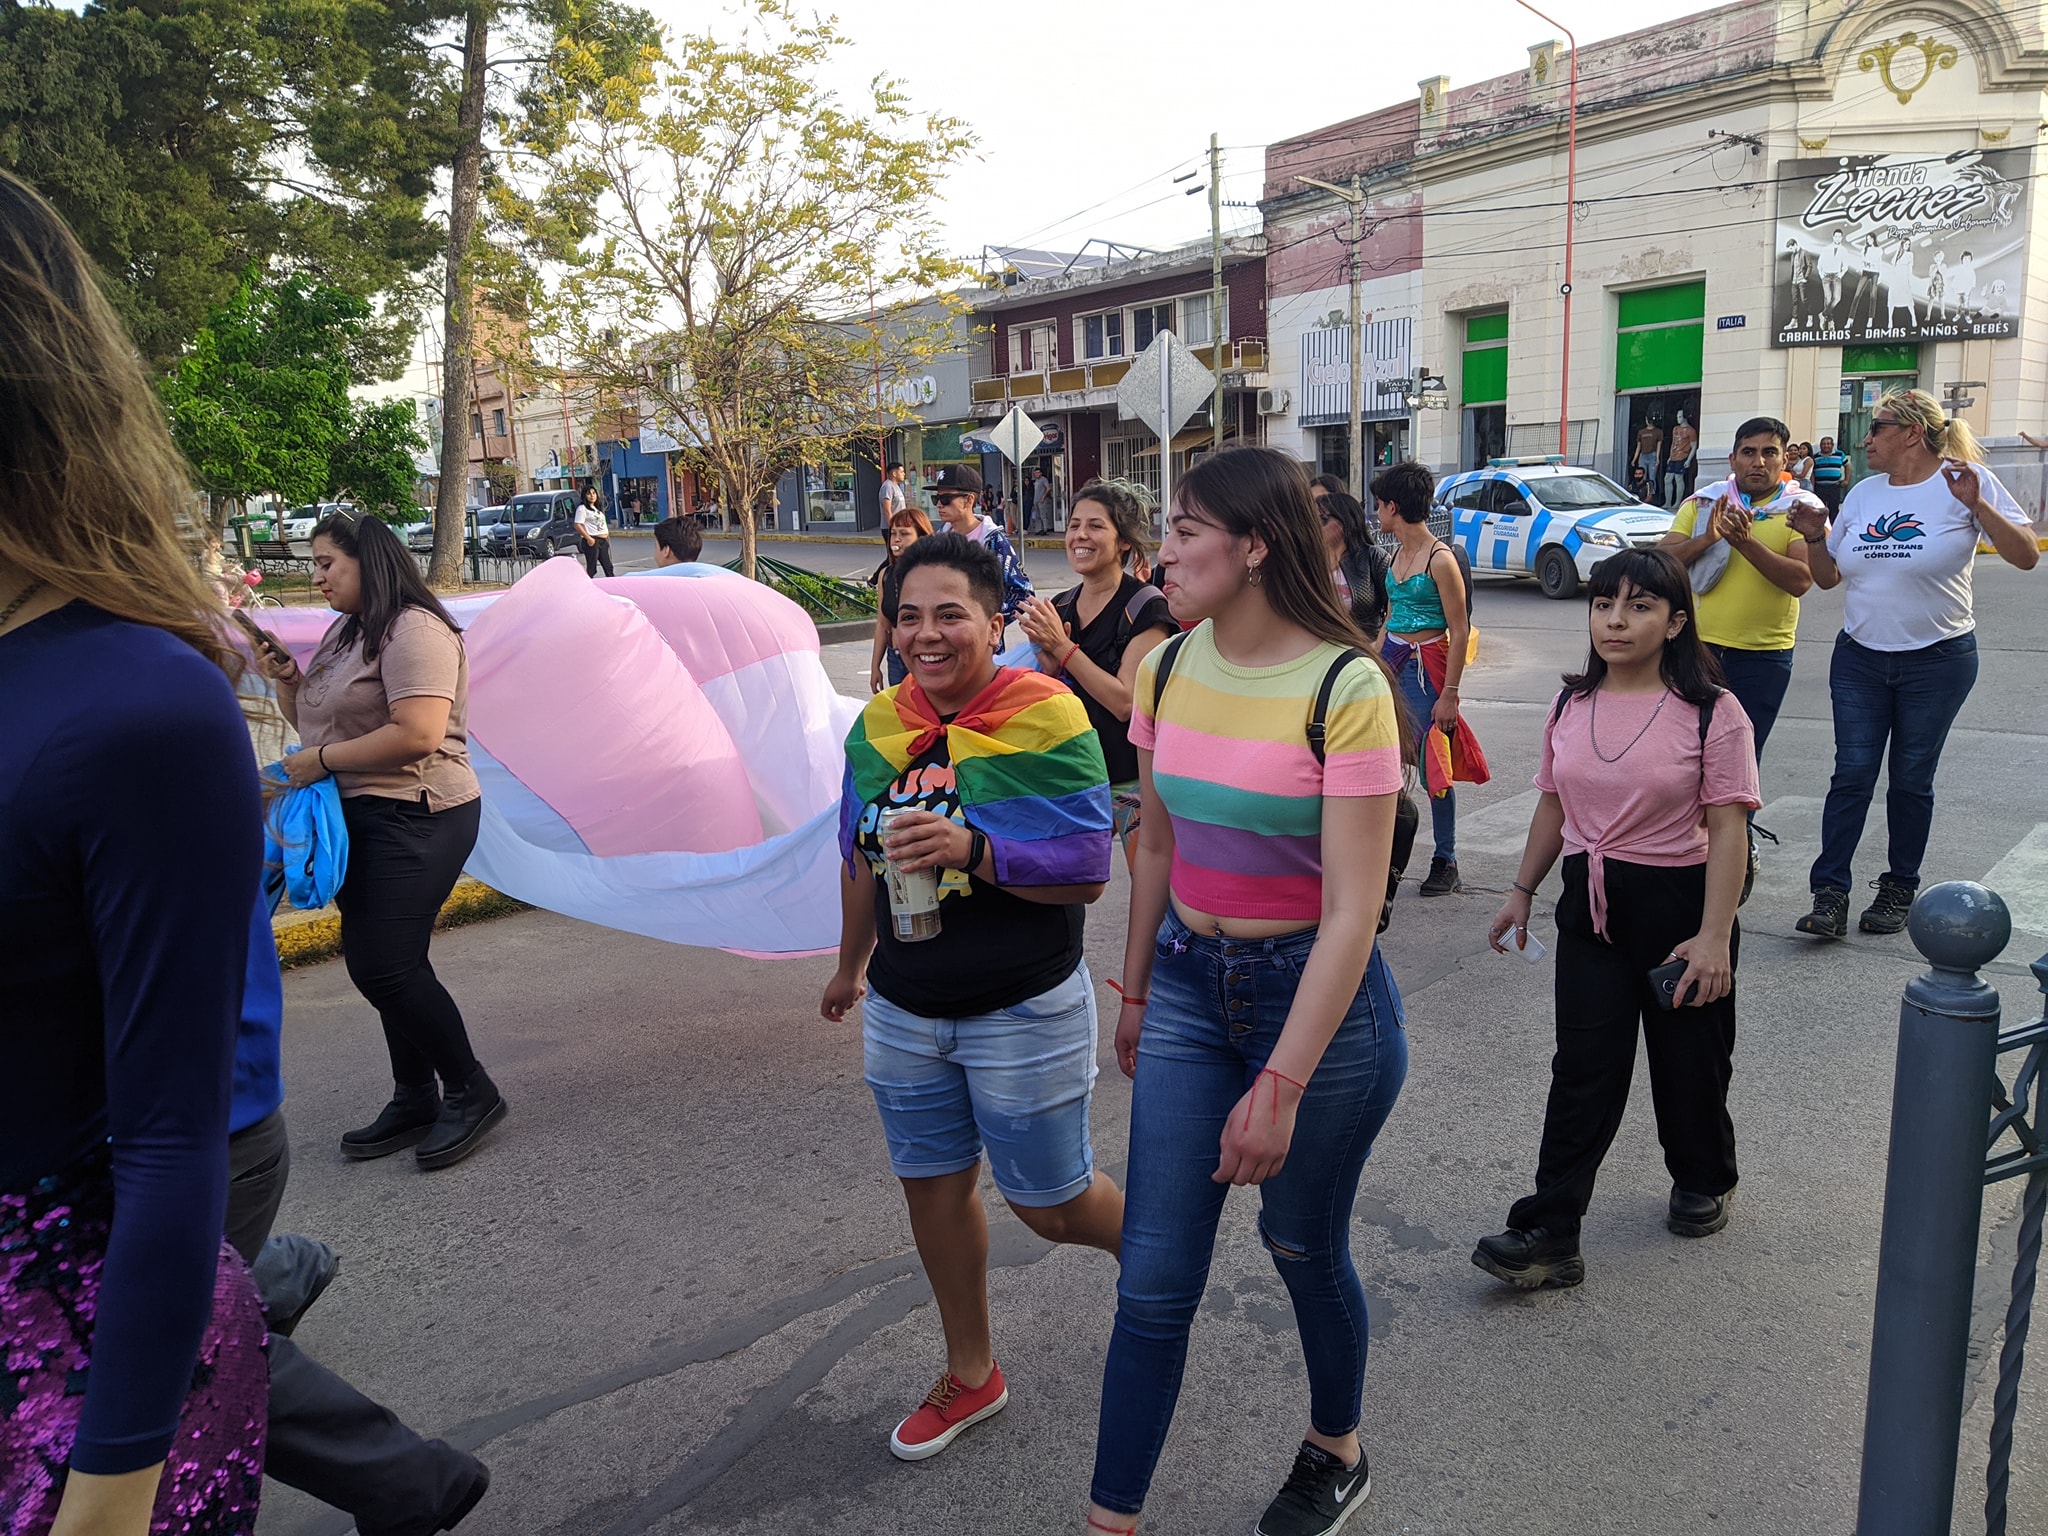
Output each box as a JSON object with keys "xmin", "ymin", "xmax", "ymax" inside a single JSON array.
[{"xmin": 840, "ymin": 667, "xmax": 1112, "ymax": 892}]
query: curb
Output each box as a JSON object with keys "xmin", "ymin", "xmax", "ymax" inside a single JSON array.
[{"xmin": 273, "ymin": 879, "xmax": 530, "ymax": 970}]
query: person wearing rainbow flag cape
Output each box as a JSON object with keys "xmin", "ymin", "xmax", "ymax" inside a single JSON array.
[{"xmin": 822, "ymin": 531, "xmax": 1123, "ymax": 1464}]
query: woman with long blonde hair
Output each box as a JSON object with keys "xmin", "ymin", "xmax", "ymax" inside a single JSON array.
[
  {"xmin": 1786, "ymin": 388, "xmax": 2040, "ymax": 938},
  {"xmin": 0, "ymin": 171, "xmax": 270, "ymax": 1533}
]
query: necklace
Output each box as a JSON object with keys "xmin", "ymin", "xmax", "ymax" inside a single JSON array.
[
  {"xmin": 0, "ymin": 578, "xmax": 47, "ymax": 632},
  {"xmin": 1588, "ymin": 687, "xmax": 1669, "ymax": 763}
]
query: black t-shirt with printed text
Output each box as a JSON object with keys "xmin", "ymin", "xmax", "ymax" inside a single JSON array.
[
  {"xmin": 1051, "ymin": 574, "xmax": 1175, "ymax": 785},
  {"xmin": 857, "ymin": 729, "xmax": 1084, "ymax": 1018}
]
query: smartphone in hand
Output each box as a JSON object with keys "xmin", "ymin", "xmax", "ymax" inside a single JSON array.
[{"xmin": 230, "ymin": 608, "xmax": 294, "ymax": 669}]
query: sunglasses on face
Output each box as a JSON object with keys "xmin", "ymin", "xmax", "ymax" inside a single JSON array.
[{"xmin": 933, "ymin": 492, "xmax": 974, "ymax": 505}]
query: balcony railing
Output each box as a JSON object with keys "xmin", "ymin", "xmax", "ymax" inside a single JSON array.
[{"xmin": 970, "ymin": 340, "xmax": 1268, "ymax": 409}]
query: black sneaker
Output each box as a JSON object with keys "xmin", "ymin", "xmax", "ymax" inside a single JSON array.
[
  {"xmin": 1858, "ymin": 877, "xmax": 1915, "ymax": 935},
  {"xmin": 1418, "ymin": 857, "xmax": 1462, "ymax": 897},
  {"xmin": 1255, "ymin": 1441, "xmax": 1371, "ymax": 1536},
  {"xmin": 415, "ymin": 1067, "xmax": 508, "ymax": 1171},
  {"xmin": 341, "ymin": 1082, "xmax": 442, "ymax": 1160},
  {"xmin": 1795, "ymin": 886, "xmax": 1849, "ymax": 940},
  {"xmin": 1667, "ymin": 1188, "xmax": 1731, "ymax": 1238},
  {"xmin": 1471, "ymin": 1226, "xmax": 1585, "ymax": 1290}
]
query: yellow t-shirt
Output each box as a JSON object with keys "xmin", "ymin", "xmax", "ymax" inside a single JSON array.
[{"xmin": 1670, "ymin": 497, "xmax": 1801, "ymax": 651}]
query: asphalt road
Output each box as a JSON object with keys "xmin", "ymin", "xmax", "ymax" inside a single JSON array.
[{"xmin": 257, "ymin": 566, "xmax": 2048, "ymax": 1536}]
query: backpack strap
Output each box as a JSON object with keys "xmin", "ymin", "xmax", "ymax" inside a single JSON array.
[
  {"xmin": 1148, "ymin": 631, "xmax": 1191, "ymax": 722},
  {"xmin": 1306, "ymin": 648, "xmax": 1367, "ymax": 766},
  {"xmin": 1120, "ymin": 583, "xmax": 1166, "ymax": 642},
  {"xmin": 1549, "ymin": 688, "xmax": 1573, "ymax": 728}
]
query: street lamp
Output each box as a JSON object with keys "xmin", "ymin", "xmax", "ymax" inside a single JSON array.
[
  {"xmin": 1511, "ymin": 0, "xmax": 1578, "ymax": 461},
  {"xmin": 1297, "ymin": 173, "xmax": 1366, "ymax": 497}
]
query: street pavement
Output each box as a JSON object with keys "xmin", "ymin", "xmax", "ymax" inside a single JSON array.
[{"xmin": 256, "ymin": 566, "xmax": 2048, "ymax": 1536}]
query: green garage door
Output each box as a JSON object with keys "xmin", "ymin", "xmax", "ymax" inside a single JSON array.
[{"xmin": 1615, "ymin": 282, "xmax": 1705, "ymax": 392}]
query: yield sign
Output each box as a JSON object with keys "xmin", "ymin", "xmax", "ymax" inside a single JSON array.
[
  {"xmin": 1116, "ymin": 330, "xmax": 1214, "ymax": 441},
  {"xmin": 988, "ymin": 406, "xmax": 1044, "ymax": 464}
]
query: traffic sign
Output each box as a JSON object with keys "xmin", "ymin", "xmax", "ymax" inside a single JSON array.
[
  {"xmin": 1117, "ymin": 331, "xmax": 1214, "ymax": 441},
  {"xmin": 988, "ymin": 406, "xmax": 1044, "ymax": 465}
]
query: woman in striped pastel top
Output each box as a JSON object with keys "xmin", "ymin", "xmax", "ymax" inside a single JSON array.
[{"xmin": 1085, "ymin": 447, "xmax": 1410, "ymax": 1536}]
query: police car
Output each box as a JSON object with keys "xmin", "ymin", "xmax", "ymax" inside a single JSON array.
[{"xmin": 1432, "ymin": 457, "xmax": 1674, "ymax": 599}]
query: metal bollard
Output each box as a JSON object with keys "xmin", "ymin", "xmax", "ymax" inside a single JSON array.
[{"xmin": 1856, "ymin": 881, "xmax": 2013, "ymax": 1535}]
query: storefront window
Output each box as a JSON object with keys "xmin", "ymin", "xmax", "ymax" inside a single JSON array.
[{"xmin": 1839, "ymin": 344, "xmax": 1920, "ymax": 479}]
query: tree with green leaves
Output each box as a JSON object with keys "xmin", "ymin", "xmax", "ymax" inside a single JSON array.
[
  {"xmin": 0, "ymin": 0, "xmax": 451, "ymax": 370},
  {"xmin": 160, "ymin": 273, "xmax": 423, "ymax": 518},
  {"xmin": 523, "ymin": 0, "xmax": 973, "ymax": 579}
]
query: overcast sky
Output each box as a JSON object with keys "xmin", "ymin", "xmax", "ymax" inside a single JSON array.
[{"xmin": 640, "ymin": 0, "xmax": 1728, "ymax": 267}]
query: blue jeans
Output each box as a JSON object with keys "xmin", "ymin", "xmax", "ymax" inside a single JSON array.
[
  {"xmin": 1090, "ymin": 910, "xmax": 1408, "ymax": 1515},
  {"xmin": 1393, "ymin": 645, "xmax": 1456, "ymax": 860},
  {"xmin": 1810, "ymin": 630, "xmax": 1979, "ymax": 895},
  {"xmin": 861, "ymin": 964, "xmax": 1098, "ymax": 1207},
  {"xmin": 1704, "ymin": 644, "xmax": 1794, "ymax": 770}
]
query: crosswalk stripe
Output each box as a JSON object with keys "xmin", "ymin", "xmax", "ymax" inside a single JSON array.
[{"xmin": 1983, "ymin": 824, "xmax": 2048, "ymax": 939}]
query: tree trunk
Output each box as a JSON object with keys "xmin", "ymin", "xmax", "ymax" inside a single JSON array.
[
  {"xmin": 429, "ymin": 1, "xmax": 490, "ymax": 591},
  {"xmin": 729, "ymin": 468, "xmax": 757, "ymax": 580}
]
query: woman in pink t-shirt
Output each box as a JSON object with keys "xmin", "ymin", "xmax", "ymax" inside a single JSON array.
[{"xmin": 1476, "ymin": 548, "xmax": 1759, "ymax": 1291}]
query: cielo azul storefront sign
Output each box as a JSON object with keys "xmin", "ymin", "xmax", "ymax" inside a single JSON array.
[{"xmin": 1772, "ymin": 149, "xmax": 2026, "ymax": 347}]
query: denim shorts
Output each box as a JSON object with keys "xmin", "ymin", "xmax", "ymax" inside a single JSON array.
[{"xmin": 862, "ymin": 963, "xmax": 1099, "ymax": 1207}]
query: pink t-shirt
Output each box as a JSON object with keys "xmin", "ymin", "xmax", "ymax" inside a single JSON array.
[{"xmin": 1535, "ymin": 686, "xmax": 1760, "ymax": 937}]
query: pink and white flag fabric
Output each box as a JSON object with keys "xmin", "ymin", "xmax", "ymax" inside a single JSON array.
[{"xmin": 253, "ymin": 558, "xmax": 860, "ymax": 954}]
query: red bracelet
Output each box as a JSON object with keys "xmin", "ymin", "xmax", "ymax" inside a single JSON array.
[
  {"xmin": 1088, "ymin": 1520, "xmax": 1137, "ymax": 1535},
  {"xmin": 1243, "ymin": 1066, "xmax": 1309, "ymax": 1130},
  {"xmin": 1056, "ymin": 643, "xmax": 1080, "ymax": 673},
  {"xmin": 1106, "ymin": 979, "xmax": 1147, "ymax": 1006},
  {"xmin": 1262, "ymin": 1066, "xmax": 1309, "ymax": 1094}
]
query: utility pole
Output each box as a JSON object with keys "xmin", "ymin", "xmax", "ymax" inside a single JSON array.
[
  {"xmin": 1208, "ymin": 132, "xmax": 1225, "ymax": 452},
  {"xmin": 1296, "ymin": 173, "xmax": 1367, "ymax": 496},
  {"xmin": 1512, "ymin": 0, "xmax": 1579, "ymax": 458}
]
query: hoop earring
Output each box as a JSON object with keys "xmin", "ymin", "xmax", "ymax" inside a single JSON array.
[{"xmin": 1247, "ymin": 562, "xmax": 1263, "ymax": 587}]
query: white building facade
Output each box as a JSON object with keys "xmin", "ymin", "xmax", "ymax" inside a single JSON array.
[{"xmin": 1262, "ymin": 0, "xmax": 2048, "ymax": 496}]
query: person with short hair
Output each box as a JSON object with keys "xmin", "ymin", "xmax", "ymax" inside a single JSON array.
[
  {"xmin": 927, "ymin": 463, "xmax": 1032, "ymax": 623},
  {"xmin": 1374, "ymin": 458, "xmax": 1468, "ymax": 896},
  {"xmin": 1787, "ymin": 388, "xmax": 2040, "ymax": 939},
  {"xmin": 652, "ymin": 514, "xmax": 704, "ymax": 566},
  {"xmin": 1810, "ymin": 435, "xmax": 1851, "ymax": 514},
  {"xmin": 822, "ymin": 530, "xmax": 1122, "ymax": 1465},
  {"xmin": 575, "ymin": 485, "xmax": 614, "ymax": 577},
  {"xmin": 260, "ymin": 512, "xmax": 508, "ymax": 1170},
  {"xmin": 881, "ymin": 460, "xmax": 909, "ymax": 521},
  {"xmin": 1477, "ymin": 548, "xmax": 1759, "ymax": 1289},
  {"xmin": 1659, "ymin": 417, "xmax": 1818, "ymax": 891}
]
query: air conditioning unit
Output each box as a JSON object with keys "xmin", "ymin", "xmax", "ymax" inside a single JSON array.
[{"xmin": 1257, "ymin": 388, "xmax": 1292, "ymax": 417}]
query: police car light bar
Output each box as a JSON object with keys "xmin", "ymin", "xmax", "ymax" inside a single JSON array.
[{"xmin": 1488, "ymin": 455, "xmax": 1567, "ymax": 467}]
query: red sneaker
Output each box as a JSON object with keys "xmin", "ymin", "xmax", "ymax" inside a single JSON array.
[{"xmin": 888, "ymin": 1364, "xmax": 1009, "ymax": 1461}]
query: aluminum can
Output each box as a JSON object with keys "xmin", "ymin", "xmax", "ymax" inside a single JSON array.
[{"xmin": 879, "ymin": 806, "xmax": 943, "ymax": 941}]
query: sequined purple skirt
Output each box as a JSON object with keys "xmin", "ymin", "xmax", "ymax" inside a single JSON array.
[{"xmin": 1, "ymin": 1148, "xmax": 267, "ymax": 1535}]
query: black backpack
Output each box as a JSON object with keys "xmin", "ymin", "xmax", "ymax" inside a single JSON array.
[
  {"xmin": 1152, "ymin": 633, "xmax": 1420, "ymax": 934},
  {"xmin": 1054, "ymin": 582, "xmax": 1176, "ymax": 655}
]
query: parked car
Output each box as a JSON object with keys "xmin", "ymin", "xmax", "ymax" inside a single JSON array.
[
  {"xmin": 280, "ymin": 501, "xmax": 356, "ymax": 542},
  {"xmin": 482, "ymin": 491, "xmax": 581, "ymax": 557},
  {"xmin": 1431, "ymin": 458, "xmax": 1675, "ymax": 599},
  {"xmin": 409, "ymin": 507, "xmax": 503, "ymax": 553}
]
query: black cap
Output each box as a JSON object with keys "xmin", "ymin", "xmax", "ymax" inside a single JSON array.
[{"xmin": 930, "ymin": 463, "xmax": 983, "ymax": 497}]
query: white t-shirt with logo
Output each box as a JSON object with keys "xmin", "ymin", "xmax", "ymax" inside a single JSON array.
[
  {"xmin": 574, "ymin": 503, "xmax": 608, "ymax": 539},
  {"xmin": 1826, "ymin": 467, "xmax": 2029, "ymax": 651}
]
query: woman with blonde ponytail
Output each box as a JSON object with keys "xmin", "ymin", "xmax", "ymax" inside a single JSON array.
[
  {"xmin": 1786, "ymin": 387, "xmax": 2039, "ymax": 939},
  {"xmin": 0, "ymin": 171, "xmax": 269, "ymax": 1533}
]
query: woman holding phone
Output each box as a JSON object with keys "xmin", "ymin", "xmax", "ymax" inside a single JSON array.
[
  {"xmin": 1475, "ymin": 548, "xmax": 1758, "ymax": 1292},
  {"xmin": 1087, "ymin": 447, "xmax": 1407, "ymax": 1536},
  {"xmin": 253, "ymin": 511, "xmax": 507, "ymax": 1171},
  {"xmin": 0, "ymin": 169, "xmax": 269, "ymax": 1536}
]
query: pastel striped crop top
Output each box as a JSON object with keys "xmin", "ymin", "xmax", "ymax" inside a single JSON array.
[{"xmin": 1128, "ymin": 623, "xmax": 1404, "ymax": 921}]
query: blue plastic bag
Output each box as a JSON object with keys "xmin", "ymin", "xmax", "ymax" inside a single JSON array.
[{"xmin": 262, "ymin": 754, "xmax": 349, "ymax": 912}]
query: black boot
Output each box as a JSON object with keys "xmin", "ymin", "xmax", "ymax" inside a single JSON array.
[
  {"xmin": 415, "ymin": 1067, "xmax": 508, "ymax": 1171},
  {"xmin": 1472, "ymin": 1226, "xmax": 1585, "ymax": 1290},
  {"xmin": 341, "ymin": 1082, "xmax": 442, "ymax": 1161}
]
